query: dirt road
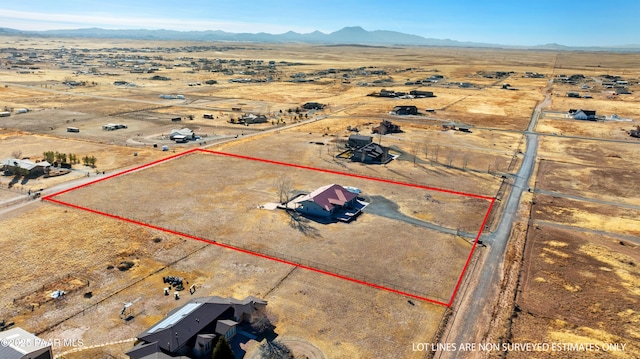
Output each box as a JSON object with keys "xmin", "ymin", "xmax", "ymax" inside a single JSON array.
[{"xmin": 437, "ymin": 85, "xmax": 549, "ymax": 357}]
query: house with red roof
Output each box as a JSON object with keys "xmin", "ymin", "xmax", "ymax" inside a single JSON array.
[{"xmin": 291, "ymin": 184, "xmax": 368, "ymax": 221}]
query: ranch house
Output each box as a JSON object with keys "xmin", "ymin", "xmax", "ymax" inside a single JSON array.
[
  {"xmin": 291, "ymin": 184, "xmax": 368, "ymax": 221},
  {"xmin": 127, "ymin": 296, "xmax": 266, "ymax": 359}
]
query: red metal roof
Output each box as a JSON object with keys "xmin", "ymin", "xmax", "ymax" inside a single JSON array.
[{"xmin": 301, "ymin": 184, "xmax": 357, "ymax": 211}]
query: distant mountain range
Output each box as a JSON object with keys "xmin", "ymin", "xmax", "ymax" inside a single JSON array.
[{"xmin": 1, "ymin": 26, "xmax": 638, "ymax": 52}]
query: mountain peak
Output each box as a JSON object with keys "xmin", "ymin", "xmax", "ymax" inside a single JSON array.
[
  {"xmin": 332, "ymin": 26, "xmax": 368, "ymax": 34},
  {"xmin": 2, "ymin": 26, "xmax": 638, "ymax": 50}
]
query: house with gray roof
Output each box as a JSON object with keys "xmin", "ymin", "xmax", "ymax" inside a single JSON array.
[
  {"xmin": 351, "ymin": 142, "xmax": 391, "ymax": 164},
  {"xmin": 347, "ymin": 134, "xmax": 373, "ymax": 149},
  {"xmin": 1, "ymin": 159, "xmax": 51, "ymax": 176},
  {"xmin": 238, "ymin": 113, "xmax": 267, "ymax": 124},
  {"xmin": 169, "ymin": 128, "xmax": 195, "ymax": 141},
  {"xmin": 372, "ymin": 120, "xmax": 401, "ymax": 135},
  {"xmin": 0, "ymin": 327, "xmax": 53, "ymax": 359},
  {"xmin": 569, "ymin": 109, "xmax": 597, "ymax": 121},
  {"xmin": 390, "ymin": 105, "xmax": 418, "ymax": 116},
  {"xmin": 126, "ymin": 296, "xmax": 266, "ymax": 359}
]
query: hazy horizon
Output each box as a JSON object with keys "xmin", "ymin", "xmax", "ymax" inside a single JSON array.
[{"xmin": 2, "ymin": 0, "xmax": 639, "ymax": 47}]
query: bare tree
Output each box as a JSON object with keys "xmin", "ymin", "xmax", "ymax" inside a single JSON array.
[
  {"xmin": 433, "ymin": 145, "xmax": 440, "ymax": 163},
  {"xmin": 446, "ymin": 151, "xmax": 456, "ymax": 167},
  {"xmin": 462, "ymin": 154, "xmax": 469, "ymax": 170},
  {"xmin": 258, "ymin": 340, "xmax": 293, "ymax": 359},
  {"xmin": 11, "ymin": 149, "xmax": 22, "ymax": 159},
  {"xmin": 410, "ymin": 142, "xmax": 419, "ymax": 166},
  {"xmin": 275, "ymin": 175, "xmax": 293, "ymax": 204}
]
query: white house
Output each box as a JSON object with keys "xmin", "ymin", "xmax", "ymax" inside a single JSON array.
[
  {"xmin": 569, "ymin": 109, "xmax": 597, "ymax": 121},
  {"xmin": 169, "ymin": 128, "xmax": 195, "ymax": 140}
]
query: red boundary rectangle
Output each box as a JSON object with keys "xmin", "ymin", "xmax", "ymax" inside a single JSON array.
[{"xmin": 43, "ymin": 148, "xmax": 495, "ymax": 307}]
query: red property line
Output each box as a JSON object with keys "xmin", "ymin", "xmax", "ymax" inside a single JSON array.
[
  {"xmin": 42, "ymin": 148, "xmax": 200, "ymax": 201},
  {"xmin": 447, "ymin": 198, "xmax": 495, "ymax": 307},
  {"xmin": 43, "ymin": 196, "xmax": 449, "ymax": 307},
  {"xmin": 43, "ymin": 148, "xmax": 495, "ymax": 307}
]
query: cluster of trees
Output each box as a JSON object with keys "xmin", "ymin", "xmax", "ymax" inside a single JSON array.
[
  {"xmin": 42, "ymin": 151, "xmax": 97, "ymax": 167},
  {"xmin": 82, "ymin": 155, "xmax": 97, "ymax": 167},
  {"xmin": 43, "ymin": 151, "xmax": 80, "ymax": 165},
  {"xmin": 278, "ymin": 109, "xmax": 308, "ymax": 123}
]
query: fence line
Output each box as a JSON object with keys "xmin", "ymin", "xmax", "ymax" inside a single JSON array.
[
  {"xmin": 167, "ymin": 222, "xmax": 438, "ymax": 302},
  {"xmin": 48, "ymin": 199, "xmax": 441, "ymax": 302}
]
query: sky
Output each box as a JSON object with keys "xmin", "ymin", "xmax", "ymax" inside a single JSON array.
[{"xmin": 1, "ymin": 0, "xmax": 639, "ymax": 46}]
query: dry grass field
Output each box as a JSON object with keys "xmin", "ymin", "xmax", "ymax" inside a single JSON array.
[
  {"xmin": 506, "ymin": 128, "xmax": 640, "ymax": 358},
  {"xmin": 2, "ymin": 34, "xmax": 640, "ymax": 358},
  {"xmin": 549, "ymin": 93, "xmax": 640, "ymax": 120},
  {"xmin": 0, "ymin": 203, "xmax": 443, "ymax": 358},
  {"xmin": 510, "ymin": 225, "xmax": 640, "ymax": 359},
  {"xmin": 536, "ymin": 118, "xmax": 638, "ymax": 140},
  {"xmin": 532, "ymin": 194, "xmax": 640, "ymax": 236},
  {"xmin": 52, "ymin": 151, "xmax": 489, "ymax": 303},
  {"xmin": 536, "ymin": 160, "xmax": 640, "ymax": 206}
]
